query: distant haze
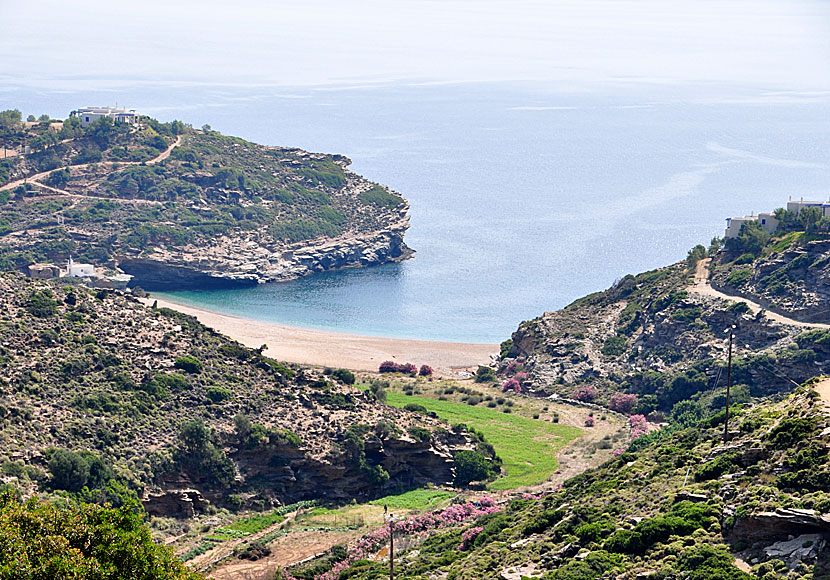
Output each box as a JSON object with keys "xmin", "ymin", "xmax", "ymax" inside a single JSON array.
[{"xmin": 2, "ymin": 0, "xmax": 829, "ymax": 90}]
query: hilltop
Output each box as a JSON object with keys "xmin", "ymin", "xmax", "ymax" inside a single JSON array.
[{"xmin": 0, "ymin": 109, "xmax": 412, "ymax": 289}]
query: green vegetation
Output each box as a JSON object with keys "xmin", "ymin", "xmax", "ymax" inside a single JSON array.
[
  {"xmin": 0, "ymin": 491, "xmax": 203, "ymax": 580},
  {"xmin": 385, "ymin": 391, "xmax": 581, "ymax": 489},
  {"xmin": 368, "ymin": 488, "xmax": 454, "ymax": 510},
  {"xmin": 358, "ymin": 185, "xmax": 403, "ymax": 209}
]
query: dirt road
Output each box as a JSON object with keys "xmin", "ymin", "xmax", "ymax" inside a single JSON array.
[
  {"xmin": 0, "ymin": 135, "xmax": 181, "ymax": 193},
  {"xmin": 690, "ymin": 259, "xmax": 830, "ymax": 330}
]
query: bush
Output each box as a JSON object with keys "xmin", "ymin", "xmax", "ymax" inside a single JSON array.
[
  {"xmin": 358, "ymin": 185, "xmax": 403, "ymax": 209},
  {"xmin": 0, "ymin": 492, "xmax": 204, "ymax": 579},
  {"xmin": 378, "ymin": 361, "xmax": 416, "ymax": 375},
  {"xmin": 205, "ymin": 386, "xmax": 232, "ymax": 403},
  {"xmin": 26, "ymin": 289, "xmax": 57, "ymax": 318},
  {"xmin": 725, "ymin": 268, "xmax": 752, "ymax": 287},
  {"xmin": 574, "ymin": 386, "xmax": 597, "ymax": 402},
  {"xmin": 474, "ymin": 366, "xmax": 497, "ymax": 383},
  {"xmin": 608, "ymin": 393, "xmax": 637, "ymax": 414},
  {"xmin": 454, "ymin": 450, "xmax": 492, "ymax": 486},
  {"xmin": 331, "ymin": 368, "xmax": 356, "ymax": 384},
  {"xmin": 419, "ymin": 364, "xmax": 434, "ymax": 377},
  {"xmin": 601, "ymin": 335, "xmax": 627, "ymax": 357},
  {"xmin": 174, "ymin": 355, "xmax": 203, "ymax": 374}
]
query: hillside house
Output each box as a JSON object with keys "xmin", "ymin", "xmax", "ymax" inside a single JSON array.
[
  {"xmin": 70, "ymin": 106, "xmax": 139, "ymax": 127},
  {"xmin": 724, "ymin": 212, "xmax": 779, "ymax": 238},
  {"xmin": 786, "ymin": 197, "xmax": 830, "ymax": 218}
]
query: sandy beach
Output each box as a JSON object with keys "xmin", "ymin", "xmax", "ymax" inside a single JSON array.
[{"xmin": 143, "ymin": 296, "xmax": 499, "ymax": 377}]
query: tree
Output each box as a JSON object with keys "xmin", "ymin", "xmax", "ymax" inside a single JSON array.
[
  {"xmin": 0, "ymin": 109, "xmax": 21, "ymax": 130},
  {"xmin": 38, "ymin": 114, "xmax": 50, "ymax": 122},
  {"xmin": 798, "ymin": 206, "xmax": 822, "ymax": 233},
  {"xmin": 26, "ymin": 114, "xmax": 36, "ymax": 122},
  {"xmin": 47, "ymin": 449, "xmax": 90, "ymax": 492},
  {"xmin": 686, "ymin": 244, "xmax": 706, "ymax": 269},
  {"xmin": 454, "ymin": 450, "xmax": 491, "ymax": 486},
  {"xmin": 707, "ymin": 237, "xmax": 722, "ymax": 256}
]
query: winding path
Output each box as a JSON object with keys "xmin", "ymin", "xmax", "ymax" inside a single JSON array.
[
  {"xmin": 0, "ymin": 135, "xmax": 181, "ymax": 193},
  {"xmin": 690, "ymin": 259, "xmax": 830, "ymax": 330}
]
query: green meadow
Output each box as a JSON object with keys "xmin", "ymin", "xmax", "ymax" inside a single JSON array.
[{"xmin": 385, "ymin": 392, "xmax": 582, "ymax": 490}]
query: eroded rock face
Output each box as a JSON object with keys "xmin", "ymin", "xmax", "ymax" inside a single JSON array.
[
  {"xmin": 226, "ymin": 434, "xmax": 460, "ymax": 505},
  {"xmin": 143, "ymin": 489, "xmax": 210, "ymax": 518},
  {"xmin": 119, "ymin": 219, "xmax": 413, "ymax": 290},
  {"xmin": 729, "ymin": 508, "xmax": 830, "ymax": 544},
  {"xmin": 763, "ymin": 534, "xmax": 826, "ymax": 568}
]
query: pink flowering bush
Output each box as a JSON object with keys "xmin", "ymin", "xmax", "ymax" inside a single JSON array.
[
  {"xmin": 513, "ymin": 372, "xmax": 529, "ymax": 383},
  {"xmin": 504, "ymin": 361, "xmax": 525, "ymax": 376},
  {"xmin": 608, "ymin": 393, "xmax": 638, "ymax": 414},
  {"xmin": 378, "ymin": 361, "xmax": 417, "ymax": 376},
  {"xmin": 419, "ymin": 364, "xmax": 434, "ymax": 377},
  {"xmin": 457, "ymin": 526, "xmax": 483, "ymax": 550},
  {"xmin": 613, "ymin": 448, "xmax": 625, "ymax": 457},
  {"xmin": 574, "ymin": 386, "xmax": 597, "ymax": 402},
  {"xmin": 584, "ymin": 416, "xmax": 595, "ymax": 427},
  {"xmin": 502, "ymin": 378, "xmax": 521, "ymax": 393},
  {"xmin": 629, "ymin": 414, "xmax": 648, "ymax": 439}
]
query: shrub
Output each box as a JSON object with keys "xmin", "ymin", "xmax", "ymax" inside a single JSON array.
[
  {"xmin": 331, "ymin": 368, "xmax": 356, "ymax": 384},
  {"xmin": 584, "ymin": 417, "xmax": 595, "ymax": 427},
  {"xmin": 358, "ymin": 185, "xmax": 403, "ymax": 209},
  {"xmin": 419, "ymin": 364, "xmax": 434, "ymax": 377},
  {"xmin": 174, "ymin": 355, "xmax": 203, "ymax": 374},
  {"xmin": 205, "ymin": 386, "xmax": 232, "ymax": 403},
  {"xmin": 725, "ymin": 268, "xmax": 752, "ymax": 287},
  {"xmin": 0, "ymin": 492, "xmax": 204, "ymax": 579},
  {"xmin": 474, "ymin": 366, "xmax": 497, "ymax": 383},
  {"xmin": 601, "ymin": 335, "xmax": 627, "ymax": 357},
  {"xmin": 26, "ymin": 289, "xmax": 57, "ymax": 318},
  {"xmin": 575, "ymin": 386, "xmax": 597, "ymax": 402},
  {"xmin": 608, "ymin": 393, "xmax": 638, "ymax": 414},
  {"xmin": 454, "ymin": 450, "xmax": 492, "ymax": 486},
  {"xmin": 378, "ymin": 361, "xmax": 416, "ymax": 375},
  {"xmin": 502, "ymin": 378, "xmax": 521, "ymax": 393}
]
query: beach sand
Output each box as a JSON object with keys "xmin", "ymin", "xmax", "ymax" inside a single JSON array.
[{"xmin": 143, "ymin": 296, "xmax": 499, "ymax": 377}]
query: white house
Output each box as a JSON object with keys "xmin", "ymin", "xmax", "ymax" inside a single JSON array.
[
  {"xmin": 724, "ymin": 212, "xmax": 779, "ymax": 238},
  {"xmin": 70, "ymin": 106, "xmax": 139, "ymax": 127},
  {"xmin": 62, "ymin": 257, "xmax": 95, "ymax": 278},
  {"xmin": 786, "ymin": 197, "xmax": 830, "ymax": 218}
]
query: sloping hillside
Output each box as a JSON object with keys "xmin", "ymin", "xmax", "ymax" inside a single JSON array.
[
  {"xmin": 328, "ymin": 381, "xmax": 830, "ymax": 580},
  {"xmin": 500, "ymin": 258, "xmax": 829, "ymax": 416},
  {"xmin": 0, "ymin": 273, "xmax": 489, "ymax": 512}
]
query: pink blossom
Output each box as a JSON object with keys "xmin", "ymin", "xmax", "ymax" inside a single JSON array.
[
  {"xmin": 584, "ymin": 416, "xmax": 595, "ymax": 427},
  {"xmin": 608, "ymin": 393, "xmax": 638, "ymax": 414},
  {"xmin": 575, "ymin": 386, "xmax": 597, "ymax": 402}
]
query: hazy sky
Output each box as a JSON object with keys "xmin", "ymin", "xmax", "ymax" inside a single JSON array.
[{"xmin": 2, "ymin": 0, "xmax": 829, "ymax": 90}]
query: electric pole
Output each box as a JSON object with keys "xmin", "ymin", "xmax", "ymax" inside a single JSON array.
[
  {"xmin": 388, "ymin": 515, "xmax": 394, "ymax": 580},
  {"xmin": 723, "ymin": 325, "xmax": 734, "ymax": 442}
]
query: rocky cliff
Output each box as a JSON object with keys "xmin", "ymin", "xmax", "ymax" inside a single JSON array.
[{"xmin": 711, "ymin": 236, "xmax": 830, "ymax": 323}]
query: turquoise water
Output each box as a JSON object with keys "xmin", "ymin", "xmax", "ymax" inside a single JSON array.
[{"xmin": 8, "ymin": 82, "xmax": 830, "ymax": 342}]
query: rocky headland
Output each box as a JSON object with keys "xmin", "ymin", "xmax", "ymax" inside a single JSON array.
[{"xmin": 0, "ymin": 115, "xmax": 413, "ymax": 289}]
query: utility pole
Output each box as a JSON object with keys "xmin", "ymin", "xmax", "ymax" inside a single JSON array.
[
  {"xmin": 388, "ymin": 515, "xmax": 394, "ymax": 580},
  {"xmin": 723, "ymin": 325, "xmax": 734, "ymax": 442}
]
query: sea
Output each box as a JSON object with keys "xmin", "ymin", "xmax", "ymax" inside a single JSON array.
[{"xmin": 5, "ymin": 81, "xmax": 830, "ymax": 342}]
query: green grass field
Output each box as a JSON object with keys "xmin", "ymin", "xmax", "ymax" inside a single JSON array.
[
  {"xmin": 368, "ymin": 488, "xmax": 455, "ymax": 510},
  {"xmin": 385, "ymin": 392, "xmax": 582, "ymax": 490}
]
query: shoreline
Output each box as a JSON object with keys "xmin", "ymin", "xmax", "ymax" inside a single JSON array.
[{"xmin": 142, "ymin": 295, "xmax": 499, "ymax": 377}]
